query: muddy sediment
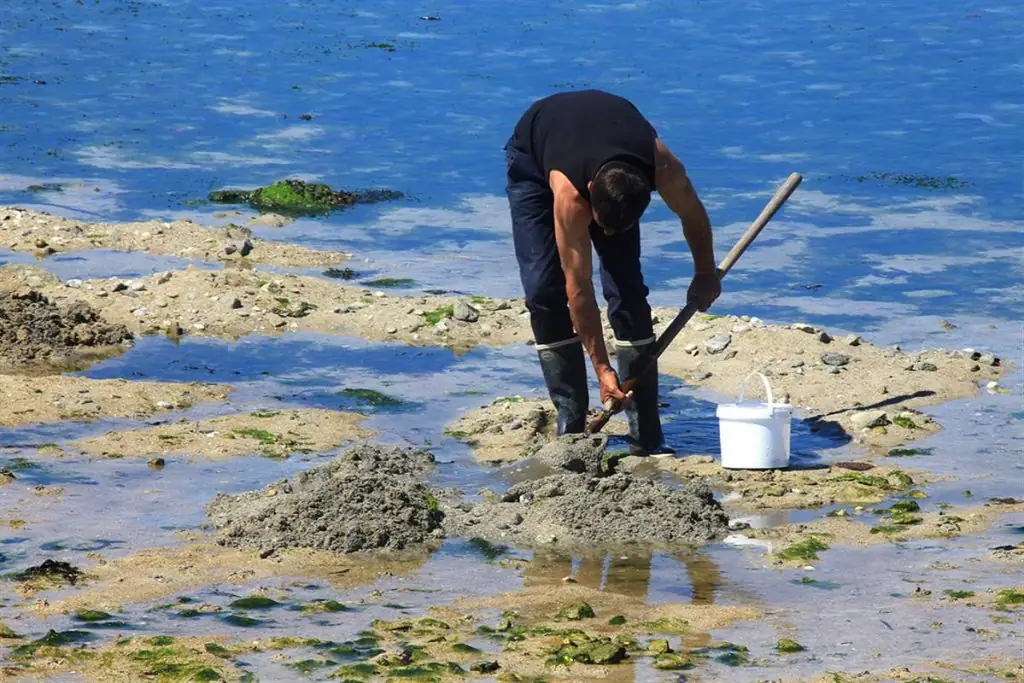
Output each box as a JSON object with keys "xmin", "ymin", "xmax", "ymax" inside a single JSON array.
[
  {"xmin": 0, "ymin": 287, "xmax": 132, "ymax": 373},
  {"xmin": 443, "ymin": 435, "xmax": 730, "ymax": 551},
  {"xmin": 0, "ymin": 206, "xmax": 352, "ymax": 268},
  {"xmin": 207, "ymin": 443, "xmax": 445, "ymax": 555},
  {"xmin": 0, "ymin": 374, "xmax": 231, "ymax": 427},
  {"xmin": 68, "ymin": 408, "xmax": 371, "ymax": 460}
]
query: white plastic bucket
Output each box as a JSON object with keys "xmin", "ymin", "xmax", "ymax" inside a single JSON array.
[{"xmin": 716, "ymin": 372, "xmax": 792, "ymax": 470}]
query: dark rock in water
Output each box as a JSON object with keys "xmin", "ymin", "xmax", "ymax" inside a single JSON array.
[
  {"xmin": 209, "ymin": 179, "xmax": 403, "ymax": 217},
  {"xmin": 15, "ymin": 559, "xmax": 83, "ymax": 585},
  {"xmin": 206, "ymin": 443, "xmax": 444, "ymax": 554},
  {"xmin": 833, "ymin": 461, "xmax": 874, "ymax": 472},
  {"xmin": 820, "ymin": 352, "xmax": 850, "ymax": 367}
]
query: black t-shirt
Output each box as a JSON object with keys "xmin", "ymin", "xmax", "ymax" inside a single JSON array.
[{"xmin": 513, "ymin": 89, "xmax": 658, "ymax": 201}]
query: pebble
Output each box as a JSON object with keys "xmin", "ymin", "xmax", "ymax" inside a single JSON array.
[
  {"xmin": 112, "ymin": 281, "xmax": 128, "ymax": 293},
  {"xmin": 506, "ymin": 420, "xmax": 523, "ymax": 432},
  {"xmin": 704, "ymin": 333, "xmax": 732, "ymax": 354},
  {"xmin": 723, "ymin": 349, "xmax": 738, "ymax": 360},
  {"xmin": 66, "ymin": 278, "xmax": 83, "ymax": 289},
  {"xmin": 156, "ymin": 401, "xmax": 173, "ymax": 409},
  {"xmin": 987, "ymin": 381, "xmax": 1000, "ymax": 391},
  {"xmin": 155, "ymin": 272, "xmax": 173, "ymax": 284},
  {"xmin": 224, "ymin": 244, "xmax": 237, "ymax": 255},
  {"xmin": 962, "ymin": 348, "xmax": 980, "ymax": 360},
  {"xmin": 385, "ymin": 325, "xmax": 398, "ymax": 334},
  {"xmin": 434, "ymin": 321, "xmax": 449, "ymax": 334},
  {"xmin": 818, "ymin": 331, "xmax": 833, "ymax": 343},
  {"xmin": 792, "ymin": 323, "xmax": 815, "ymax": 333},
  {"xmin": 230, "ymin": 298, "xmax": 242, "ymax": 309},
  {"xmin": 728, "ymin": 520, "xmax": 751, "ymax": 531},
  {"xmin": 914, "ymin": 362, "xmax": 938, "ymax": 372},
  {"xmin": 683, "ymin": 342, "xmax": 699, "ymax": 356},
  {"xmin": 147, "ymin": 458, "xmax": 165, "ymax": 470},
  {"xmin": 979, "ymin": 353, "xmax": 998, "ymax": 366},
  {"xmin": 731, "ymin": 323, "xmax": 751, "ymax": 334},
  {"xmin": 694, "ymin": 372, "xmax": 712, "ymax": 381},
  {"xmin": 453, "ymin": 301, "xmax": 479, "ymax": 323},
  {"xmin": 821, "ymin": 352, "xmax": 850, "ymax": 367},
  {"xmin": 193, "ymin": 322, "xmax": 207, "ymax": 331},
  {"xmin": 133, "ymin": 307, "xmax": 149, "ymax": 317},
  {"xmin": 843, "ymin": 334, "xmax": 861, "ymax": 346},
  {"xmin": 825, "ymin": 366, "xmax": 841, "ymax": 374},
  {"xmin": 966, "ymin": 362, "xmax": 981, "ymax": 372},
  {"xmin": 239, "ymin": 239, "xmax": 254, "ymax": 257},
  {"xmin": 789, "ymin": 360, "xmax": 805, "ymax": 368}
]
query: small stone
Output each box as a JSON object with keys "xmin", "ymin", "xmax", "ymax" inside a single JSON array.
[
  {"xmin": 224, "ymin": 244, "xmax": 237, "ymax": 255},
  {"xmin": 66, "ymin": 278, "xmax": 83, "ymax": 289},
  {"xmin": 728, "ymin": 520, "xmax": 751, "ymax": 531},
  {"xmin": 434, "ymin": 321, "xmax": 449, "ymax": 334},
  {"xmin": 147, "ymin": 458, "xmax": 165, "ymax": 470},
  {"xmin": 821, "ymin": 353, "xmax": 850, "ymax": 367},
  {"xmin": 693, "ymin": 372, "xmax": 712, "ymax": 381},
  {"xmin": 480, "ymin": 324, "xmax": 492, "ymax": 338},
  {"xmin": 193, "ymin": 323, "xmax": 206, "ymax": 331},
  {"xmin": 683, "ymin": 342, "xmax": 699, "ymax": 356},
  {"xmin": 962, "ymin": 348, "xmax": 979, "ymax": 359},
  {"xmin": 156, "ymin": 401, "xmax": 173, "ymax": 409},
  {"xmin": 229, "ymin": 298, "xmax": 242, "ymax": 309},
  {"xmin": 826, "ymin": 366, "xmax": 840, "ymax": 374},
  {"xmin": 129, "ymin": 281, "xmax": 147, "ymax": 292},
  {"xmin": 987, "ymin": 381, "xmax": 1000, "ymax": 391},
  {"xmin": 978, "ymin": 353, "xmax": 998, "ymax": 367},
  {"xmin": 155, "ymin": 272, "xmax": 172, "ymax": 284},
  {"xmin": 967, "ymin": 363, "xmax": 980, "ymax": 372},
  {"xmin": 843, "ymin": 334, "xmax": 861, "ymax": 346},
  {"xmin": 112, "ymin": 281, "xmax": 128, "ymax": 293},
  {"xmin": 792, "ymin": 323, "xmax": 815, "ymax": 333},
  {"xmin": 789, "ymin": 359, "xmax": 805, "ymax": 368},
  {"xmin": 723, "ymin": 349, "xmax": 738, "ymax": 360},
  {"xmin": 385, "ymin": 325, "xmax": 398, "ymax": 334},
  {"xmin": 731, "ymin": 323, "xmax": 751, "ymax": 334},
  {"xmin": 818, "ymin": 331, "xmax": 833, "ymax": 343},
  {"xmin": 34, "ymin": 238, "xmax": 48, "ymax": 249},
  {"xmin": 239, "ymin": 239, "xmax": 254, "ymax": 257},
  {"xmin": 506, "ymin": 420, "xmax": 523, "ymax": 431},
  {"xmin": 705, "ymin": 333, "xmax": 732, "ymax": 354},
  {"xmin": 914, "ymin": 362, "xmax": 938, "ymax": 372},
  {"xmin": 850, "ymin": 410, "xmax": 889, "ymax": 430},
  {"xmin": 453, "ymin": 302, "xmax": 479, "ymax": 323}
]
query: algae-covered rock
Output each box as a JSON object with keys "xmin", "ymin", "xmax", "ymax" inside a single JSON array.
[
  {"xmin": 554, "ymin": 602, "xmax": 595, "ymax": 621},
  {"xmin": 547, "ymin": 636, "xmax": 627, "ymax": 666},
  {"xmin": 652, "ymin": 652, "xmax": 692, "ymax": 670},
  {"xmin": 209, "ymin": 179, "xmax": 402, "ymax": 216},
  {"xmin": 776, "ymin": 638, "xmax": 805, "ymax": 653}
]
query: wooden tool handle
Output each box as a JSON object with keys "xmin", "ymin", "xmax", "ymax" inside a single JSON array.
[{"xmin": 584, "ymin": 172, "xmax": 803, "ymax": 436}]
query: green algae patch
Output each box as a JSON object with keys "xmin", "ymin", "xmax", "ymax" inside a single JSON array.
[
  {"xmin": 388, "ymin": 661, "xmax": 466, "ymax": 679},
  {"xmin": 0, "ymin": 622, "xmax": 21, "ymax": 639},
  {"xmin": 467, "ymin": 537, "xmax": 510, "ymax": 561},
  {"xmin": 232, "ymin": 428, "xmax": 278, "ymax": 445},
  {"xmin": 777, "ymin": 537, "xmax": 830, "ymax": 562},
  {"xmin": 600, "ymin": 450, "xmax": 630, "ymax": 475},
  {"xmin": 304, "ymin": 599, "xmax": 349, "ymax": 614},
  {"xmin": 994, "ymin": 589, "xmax": 1024, "ymax": 611},
  {"xmin": 230, "ymin": 595, "xmax": 281, "ymax": 609},
  {"xmin": 892, "ymin": 415, "xmax": 919, "ymax": 430},
  {"xmin": 546, "ymin": 636, "xmax": 627, "ymax": 666},
  {"xmin": 74, "ymin": 609, "xmax": 115, "ymax": 623},
  {"xmin": 647, "ymin": 639, "xmax": 671, "ymax": 655},
  {"xmin": 888, "ymin": 447, "xmax": 933, "ymax": 457},
  {"xmin": 469, "ymin": 661, "xmax": 500, "ymax": 674},
  {"xmin": 364, "ymin": 278, "xmax": 417, "ymax": 289},
  {"xmin": 837, "ymin": 469, "xmax": 914, "ymax": 492},
  {"xmin": 209, "ymin": 179, "xmax": 403, "ymax": 217},
  {"xmin": 338, "ymin": 388, "xmax": 405, "ymax": 407},
  {"xmin": 423, "ymin": 305, "xmax": 455, "ymax": 326},
  {"xmin": 791, "ymin": 576, "xmax": 841, "ymax": 590},
  {"xmin": 451, "ymin": 643, "xmax": 481, "ymax": 654},
  {"xmin": 334, "ymin": 662, "xmax": 379, "ymax": 679},
  {"xmin": 693, "ymin": 642, "xmax": 751, "ymax": 667},
  {"xmin": 607, "ymin": 615, "xmax": 627, "ymax": 626},
  {"xmin": 324, "ymin": 267, "xmax": 359, "ymax": 280},
  {"xmin": 11, "ymin": 629, "xmax": 96, "ymax": 658},
  {"xmin": 204, "ymin": 643, "xmax": 234, "ymax": 659},
  {"xmin": 909, "ymin": 489, "xmax": 929, "ymax": 499},
  {"xmin": 943, "ymin": 590, "xmax": 975, "ymax": 600},
  {"xmin": 776, "ymin": 639, "xmax": 805, "ymax": 653},
  {"xmin": 221, "ymin": 614, "xmax": 265, "ymax": 628},
  {"xmin": 288, "ymin": 658, "xmax": 337, "ymax": 674},
  {"xmin": 652, "ymin": 652, "xmax": 692, "ymax": 670},
  {"xmin": 875, "ymin": 500, "xmax": 921, "ymax": 516},
  {"xmin": 636, "ymin": 617, "xmax": 689, "ymax": 636},
  {"xmin": 554, "ymin": 603, "xmax": 595, "ymax": 621},
  {"xmin": 869, "ymin": 525, "xmax": 904, "ymax": 535}
]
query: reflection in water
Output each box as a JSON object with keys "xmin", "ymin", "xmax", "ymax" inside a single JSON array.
[{"xmin": 525, "ymin": 548, "xmax": 721, "ymax": 606}]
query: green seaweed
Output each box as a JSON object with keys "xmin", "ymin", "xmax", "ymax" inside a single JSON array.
[
  {"xmin": 545, "ymin": 637, "xmax": 626, "ymax": 666},
  {"xmin": 232, "ymin": 428, "xmax": 278, "ymax": 444},
  {"xmin": 451, "ymin": 643, "xmax": 481, "ymax": 654},
  {"xmin": 791, "ymin": 576, "xmax": 841, "ymax": 590},
  {"xmin": 204, "ymin": 643, "xmax": 234, "ymax": 659},
  {"xmin": 652, "ymin": 652, "xmax": 692, "ymax": 670},
  {"xmin": 607, "ymin": 615, "xmax": 627, "ymax": 626},
  {"xmin": 230, "ymin": 596, "xmax": 280, "ymax": 609},
  {"xmin": 693, "ymin": 642, "xmax": 750, "ymax": 667},
  {"xmin": 209, "ymin": 179, "xmax": 402, "ymax": 217},
  {"xmin": 554, "ymin": 603, "xmax": 595, "ymax": 621},
  {"xmin": 648, "ymin": 639, "xmax": 671, "ymax": 654},
  {"xmin": 875, "ymin": 500, "xmax": 921, "ymax": 516},
  {"xmin": 467, "ymin": 537, "xmax": 509, "ymax": 561},
  {"xmin": 0, "ymin": 622, "xmax": 21, "ymax": 639},
  {"xmin": 892, "ymin": 415, "xmax": 919, "ymax": 430},
  {"xmin": 324, "ymin": 267, "xmax": 358, "ymax": 280},
  {"xmin": 600, "ymin": 450, "xmax": 630, "ymax": 475},
  {"xmin": 887, "ymin": 447, "xmax": 933, "ymax": 457},
  {"xmin": 221, "ymin": 614, "xmax": 264, "ymax": 627},
  {"xmin": 337, "ymin": 387, "xmax": 405, "ymax": 407},
  {"xmin": 251, "ymin": 410, "xmax": 280, "ymax": 418},
  {"xmin": 493, "ymin": 396, "xmax": 525, "ymax": 404},
  {"xmin": 364, "ymin": 278, "xmax": 417, "ymax": 289},
  {"xmin": 777, "ymin": 537, "xmax": 830, "ymax": 562},
  {"xmin": 423, "ymin": 305, "xmax": 455, "ymax": 325},
  {"xmin": 288, "ymin": 659, "xmax": 337, "ymax": 674},
  {"xmin": 943, "ymin": 590, "xmax": 975, "ymax": 599},
  {"xmin": 149, "ymin": 636, "xmax": 176, "ymax": 646},
  {"xmin": 908, "ymin": 490, "xmax": 929, "ymax": 499},
  {"xmin": 994, "ymin": 589, "xmax": 1024, "ymax": 611},
  {"xmin": 776, "ymin": 639, "xmax": 805, "ymax": 653},
  {"xmin": 637, "ymin": 617, "xmax": 689, "ymax": 636},
  {"xmin": 869, "ymin": 525, "xmax": 904, "ymax": 535},
  {"xmin": 74, "ymin": 610, "xmax": 114, "ymax": 623}
]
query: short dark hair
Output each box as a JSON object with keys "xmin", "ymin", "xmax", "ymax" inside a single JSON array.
[{"xmin": 590, "ymin": 161, "xmax": 651, "ymax": 232}]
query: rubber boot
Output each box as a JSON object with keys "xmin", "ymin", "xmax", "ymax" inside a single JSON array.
[
  {"xmin": 537, "ymin": 340, "xmax": 589, "ymax": 435},
  {"xmin": 615, "ymin": 342, "xmax": 675, "ymax": 456}
]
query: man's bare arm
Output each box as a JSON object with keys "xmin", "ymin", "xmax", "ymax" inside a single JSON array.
[
  {"xmin": 550, "ymin": 175, "xmax": 612, "ymax": 375},
  {"xmin": 653, "ymin": 138, "xmax": 716, "ymax": 274}
]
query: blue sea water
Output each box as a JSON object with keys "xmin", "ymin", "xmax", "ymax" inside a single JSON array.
[{"xmin": 1, "ymin": 0, "xmax": 1021, "ymax": 333}]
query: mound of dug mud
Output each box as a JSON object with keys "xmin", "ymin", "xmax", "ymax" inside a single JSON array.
[
  {"xmin": 443, "ymin": 435, "xmax": 730, "ymax": 551},
  {"xmin": 0, "ymin": 288, "xmax": 132, "ymax": 371},
  {"xmin": 207, "ymin": 443, "xmax": 443, "ymax": 555}
]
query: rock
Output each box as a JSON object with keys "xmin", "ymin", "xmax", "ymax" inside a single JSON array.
[
  {"xmin": 728, "ymin": 520, "xmax": 751, "ymax": 531},
  {"xmin": 434, "ymin": 321, "xmax": 449, "ymax": 334},
  {"xmin": 693, "ymin": 372, "xmax": 712, "ymax": 381},
  {"xmin": 987, "ymin": 381, "xmax": 1000, "ymax": 391},
  {"xmin": 723, "ymin": 349, "xmax": 738, "ymax": 360},
  {"xmin": 112, "ymin": 282, "xmax": 128, "ymax": 293},
  {"xmin": 705, "ymin": 333, "xmax": 731, "ymax": 354},
  {"xmin": 385, "ymin": 325, "xmax": 398, "ymax": 334},
  {"xmin": 239, "ymin": 239, "xmax": 254, "ymax": 257},
  {"xmin": 962, "ymin": 348, "xmax": 979, "ymax": 360},
  {"xmin": 683, "ymin": 342, "xmax": 699, "ymax": 356},
  {"xmin": 850, "ymin": 410, "xmax": 889, "ymax": 430},
  {"xmin": 821, "ymin": 353, "xmax": 850, "ymax": 367},
  {"xmin": 224, "ymin": 245, "xmax": 237, "ymax": 255},
  {"xmin": 914, "ymin": 362, "xmax": 938, "ymax": 372},
  {"xmin": 979, "ymin": 353, "xmax": 999, "ymax": 366},
  {"xmin": 818, "ymin": 331, "xmax": 833, "ymax": 343},
  {"xmin": 66, "ymin": 278, "xmax": 83, "ymax": 289},
  {"xmin": 843, "ymin": 334, "xmax": 861, "ymax": 346},
  {"xmin": 229, "ymin": 298, "xmax": 243, "ymax": 309},
  {"xmin": 453, "ymin": 302, "xmax": 479, "ymax": 323},
  {"xmin": 789, "ymin": 360, "xmax": 805, "ymax": 368},
  {"xmin": 148, "ymin": 458, "xmax": 165, "ymax": 470},
  {"xmin": 967, "ymin": 363, "xmax": 981, "ymax": 372},
  {"xmin": 156, "ymin": 401, "xmax": 173, "ymax": 409},
  {"xmin": 193, "ymin": 323, "xmax": 207, "ymax": 331},
  {"xmin": 129, "ymin": 281, "xmax": 147, "ymax": 292},
  {"xmin": 248, "ymin": 213, "xmax": 294, "ymax": 228},
  {"xmin": 731, "ymin": 324, "xmax": 751, "ymax": 334},
  {"xmin": 792, "ymin": 323, "xmax": 815, "ymax": 333},
  {"xmin": 826, "ymin": 366, "xmax": 840, "ymax": 374}
]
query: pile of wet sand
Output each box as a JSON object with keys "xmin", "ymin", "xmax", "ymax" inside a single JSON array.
[
  {"xmin": 0, "ymin": 288, "xmax": 132, "ymax": 371},
  {"xmin": 443, "ymin": 435, "xmax": 730, "ymax": 551},
  {"xmin": 206, "ymin": 443, "xmax": 444, "ymax": 555}
]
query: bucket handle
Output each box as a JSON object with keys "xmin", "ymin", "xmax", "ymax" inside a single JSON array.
[{"xmin": 738, "ymin": 371, "xmax": 774, "ymax": 407}]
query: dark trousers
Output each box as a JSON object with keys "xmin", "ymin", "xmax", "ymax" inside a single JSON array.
[{"xmin": 504, "ymin": 137, "xmax": 655, "ymax": 347}]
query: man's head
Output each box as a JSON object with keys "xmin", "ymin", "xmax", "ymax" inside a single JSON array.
[{"xmin": 588, "ymin": 161, "xmax": 651, "ymax": 235}]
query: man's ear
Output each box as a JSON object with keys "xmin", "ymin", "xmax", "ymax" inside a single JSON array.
[{"xmin": 586, "ymin": 180, "xmax": 592, "ymax": 192}]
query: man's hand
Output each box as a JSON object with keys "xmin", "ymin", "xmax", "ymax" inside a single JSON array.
[
  {"xmin": 597, "ymin": 364, "xmax": 633, "ymax": 407},
  {"xmin": 688, "ymin": 272, "xmax": 721, "ymax": 311}
]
